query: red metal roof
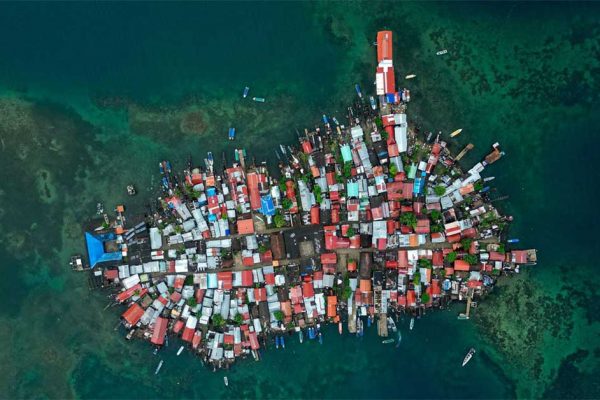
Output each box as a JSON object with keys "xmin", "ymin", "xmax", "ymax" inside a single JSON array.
[
  {"xmin": 182, "ymin": 327, "xmax": 195, "ymax": 342},
  {"xmin": 311, "ymin": 206, "xmax": 320, "ymax": 225},
  {"xmin": 376, "ymin": 31, "xmax": 393, "ymax": 62},
  {"xmin": 151, "ymin": 317, "xmax": 168, "ymax": 345},
  {"xmin": 302, "ymin": 281, "xmax": 315, "ymax": 298},
  {"xmin": 241, "ymin": 270, "xmax": 253, "ymax": 287},
  {"xmin": 122, "ymin": 303, "xmax": 144, "ymax": 326},
  {"xmin": 454, "ymin": 260, "xmax": 470, "ymax": 271},
  {"xmin": 246, "ymin": 172, "xmax": 262, "ymax": 210},
  {"xmin": 237, "ymin": 219, "xmax": 255, "ymax": 235},
  {"xmin": 217, "ymin": 271, "xmax": 233, "ymax": 290}
]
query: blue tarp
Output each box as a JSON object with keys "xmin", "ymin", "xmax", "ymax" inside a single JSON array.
[
  {"xmin": 260, "ymin": 195, "xmax": 276, "ymax": 216},
  {"xmin": 85, "ymin": 232, "xmax": 122, "ymax": 268},
  {"xmin": 386, "ymin": 93, "xmax": 396, "ymax": 103}
]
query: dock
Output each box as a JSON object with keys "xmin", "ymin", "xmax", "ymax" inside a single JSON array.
[{"xmin": 455, "ymin": 143, "xmax": 474, "ymax": 161}]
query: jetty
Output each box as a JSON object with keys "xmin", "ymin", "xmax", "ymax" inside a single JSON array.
[{"xmin": 74, "ymin": 30, "xmax": 537, "ymax": 371}]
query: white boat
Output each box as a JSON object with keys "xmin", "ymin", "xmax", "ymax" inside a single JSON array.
[
  {"xmin": 387, "ymin": 316, "xmax": 397, "ymax": 333},
  {"xmin": 436, "ymin": 49, "xmax": 448, "ymax": 56},
  {"xmin": 450, "ymin": 128, "xmax": 463, "ymax": 137},
  {"xmin": 154, "ymin": 360, "xmax": 164, "ymax": 375},
  {"xmin": 409, "ymin": 317, "xmax": 415, "ymax": 330},
  {"xmin": 243, "ymin": 86, "xmax": 249, "ymax": 98},
  {"xmin": 462, "ymin": 348, "xmax": 476, "ymax": 366},
  {"xmin": 483, "ymin": 176, "xmax": 495, "ymax": 182},
  {"xmin": 396, "ymin": 332, "xmax": 402, "ymax": 348},
  {"xmin": 405, "ymin": 74, "xmax": 416, "ymax": 79},
  {"xmin": 176, "ymin": 345, "xmax": 184, "ymax": 356},
  {"xmin": 252, "ymin": 97, "xmax": 265, "ymax": 103},
  {"xmin": 382, "ymin": 338, "xmax": 395, "ymax": 344},
  {"xmin": 224, "ymin": 376, "xmax": 229, "ymax": 387}
]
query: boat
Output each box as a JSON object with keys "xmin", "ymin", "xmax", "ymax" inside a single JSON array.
[
  {"xmin": 387, "ymin": 316, "xmax": 397, "ymax": 333},
  {"xmin": 154, "ymin": 360, "xmax": 164, "ymax": 375},
  {"xmin": 405, "ymin": 74, "xmax": 416, "ymax": 79},
  {"xmin": 382, "ymin": 338, "xmax": 395, "ymax": 344},
  {"xmin": 308, "ymin": 327, "xmax": 316, "ymax": 340},
  {"xmin": 228, "ymin": 127, "xmax": 236, "ymax": 141},
  {"xmin": 369, "ymin": 96, "xmax": 377, "ymax": 110},
  {"xmin": 177, "ymin": 345, "xmax": 184, "ymax": 356},
  {"xmin": 338, "ymin": 321, "xmax": 343, "ymax": 335},
  {"xmin": 426, "ymin": 131, "xmax": 433, "ymax": 142},
  {"xmin": 243, "ymin": 86, "xmax": 249, "ymax": 98},
  {"xmin": 280, "ymin": 336, "xmax": 285, "ymax": 349},
  {"xmin": 396, "ymin": 331, "xmax": 402, "ymax": 348},
  {"xmin": 298, "ymin": 328, "xmax": 304, "ymax": 343},
  {"xmin": 207, "ymin": 152, "xmax": 214, "ymax": 164},
  {"xmin": 355, "ymin": 84, "xmax": 363, "ymax": 98},
  {"xmin": 224, "ymin": 376, "xmax": 229, "ymax": 387},
  {"xmin": 507, "ymin": 238, "xmax": 520, "ymax": 244},
  {"xmin": 322, "ymin": 114, "xmax": 329, "ymax": 124},
  {"xmin": 153, "ymin": 347, "xmax": 159, "ymax": 355},
  {"xmin": 483, "ymin": 176, "xmax": 495, "ymax": 182},
  {"xmin": 462, "ymin": 348, "xmax": 476, "ymax": 366},
  {"xmin": 318, "ymin": 332, "xmax": 323, "ymax": 345},
  {"xmin": 450, "ymin": 128, "xmax": 463, "ymax": 137},
  {"xmin": 402, "ymin": 88, "xmax": 411, "ymax": 102},
  {"xmin": 275, "ymin": 336, "xmax": 280, "ymax": 349},
  {"xmin": 332, "ymin": 117, "xmax": 340, "ymax": 126},
  {"xmin": 127, "ymin": 184, "xmax": 136, "ymax": 196},
  {"xmin": 252, "ymin": 97, "xmax": 265, "ymax": 103},
  {"xmin": 436, "ymin": 49, "xmax": 448, "ymax": 56},
  {"xmin": 358, "ymin": 318, "xmax": 364, "ymax": 337},
  {"xmin": 280, "ymin": 144, "xmax": 287, "ymax": 155},
  {"xmin": 409, "ymin": 317, "xmax": 415, "ymax": 330}
]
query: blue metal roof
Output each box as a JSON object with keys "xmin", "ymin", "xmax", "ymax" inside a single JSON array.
[
  {"xmin": 85, "ymin": 232, "xmax": 122, "ymax": 269},
  {"xmin": 260, "ymin": 195, "xmax": 276, "ymax": 216}
]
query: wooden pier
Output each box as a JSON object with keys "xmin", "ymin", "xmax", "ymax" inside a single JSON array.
[{"xmin": 455, "ymin": 143, "xmax": 474, "ymax": 161}]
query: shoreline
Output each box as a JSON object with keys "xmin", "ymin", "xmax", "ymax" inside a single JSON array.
[{"xmin": 74, "ymin": 31, "xmax": 537, "ymax": 372}]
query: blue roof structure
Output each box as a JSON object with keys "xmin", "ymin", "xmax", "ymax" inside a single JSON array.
[
  {"xmin": 260, "ymin": 195, "xmax": 276, "ymax": 216},
  {"xmin": 347, "ymin": 181, "xmax": 359, "ymax": 198},
  {"xmin": 85, "ymin": 232, "xmax": 122, "ymax": 269}
]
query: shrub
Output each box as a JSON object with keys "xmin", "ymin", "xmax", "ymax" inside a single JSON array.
[{"xmin": 434, "ymin": 185, "xmax": 446, "ymax": 196}]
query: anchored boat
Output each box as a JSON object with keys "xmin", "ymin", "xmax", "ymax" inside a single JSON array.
[
  {"xmin": 369, "ymin": 96, "xmax": 377, "ymax": 110},
  {"xmin": 252, "ymin": 97, "xmax": 265, "ymax": 103},
  {"xmin": 387, "ymin": 316, "xmax": 397, "ymax": 333},
  {"xmin": 450, "ymin": 128, "xmax": 463, "ymax": 137},
  {"xmin": 382, "ymin": 338, "xmax": 395, "ymax": 344},
  {"xmin": 228, "ymin": 127, "xmax": 236, "ymax": 141},
  {"xmin": 355, "ymin": 84, "xmax": 363, "ymax": 98},
  {"xmin": 224, "ymin": 376, "xmax": 229, "ymax": 386},
  {"xmin": 409, "ymin": 317, "xmax": 415, "ymax": 330},
  {"xmin": 243, "ymin": 86, "xmax": 249, "ymax": 98},
  {"xmin": 176, "ymin": 345, "xmax": 184, "ymax": 356},
  {"xmin": 462, "ymin": 348, "xmax": 476, "ymax": 366},
  {"xmin": 332, "ymin": 116, "xmax": 340, "ymax": 126},
  {"xmin": 405, "ymin": 74, "xmax": 416, "ymax": 79},
  {"xmin": 396, "ymin": 331, "xmax": 402, "ymax": 347},
  {"xmin": 436, "ymin": 49, "xmax": 448, "ymax": 56},
  {"xmin": 154, "ymin": 360, "xmax": 164, "ymax": 375}
]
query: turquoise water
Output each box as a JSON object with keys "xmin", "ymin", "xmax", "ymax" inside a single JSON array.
[{"xmin": 0, "ymin": 2, "xmax": 599, "ymax": 398}]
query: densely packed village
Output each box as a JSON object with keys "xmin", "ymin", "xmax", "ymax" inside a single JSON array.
[{"xmin": 77, "ymin": 31, "xmax": 537, "ymax": 370}]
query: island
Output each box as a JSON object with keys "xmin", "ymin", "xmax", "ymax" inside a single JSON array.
[{"xmin": 73, "ymin": 31, "xmax": 537, "ymax": 372}]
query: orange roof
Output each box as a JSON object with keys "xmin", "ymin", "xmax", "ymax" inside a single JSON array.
[
  {"xmin": 122, "ymin": 303, "xmax": 144, "ymax": 326},
  {"xmin": 237, "ymin": 219, "xmax": 255, "ymax": 235},
  {"xmin": 377, "ymin": 31, "xmax": 393, "ymax": 62},
  {"xmin": 327, "ymin": 295, "xmax": 338, "ymax": 317},
  {"xmin": 116, "ymin": 205, "xmax": 125, "ymax": 213},
  {"xmin": 454, "ymin": 260, "xmax": 470, "ymax": 271},
  {"xmin": 359, "ymin": 279, "xmax": 372, "ymax": 292}
]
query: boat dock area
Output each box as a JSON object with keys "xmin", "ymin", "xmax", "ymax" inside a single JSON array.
[{"xmin": 78, "ymin": 30, "xmax": 536, "ymax": 370}]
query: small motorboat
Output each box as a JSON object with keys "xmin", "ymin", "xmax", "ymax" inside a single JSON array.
[
  {"xmin": 318, "ymin": 332, "xmax": 323, "ymax": 345},
  {"xmin": 483, "ymin": 176, "xmax": 495, "ymax": 182},
  {"xmin": 405, "ymin": 74, "xmax": 416, "ymax": 79},
  {"xmin": 436, "ymin": 49, "xmax": 448, "ymax": 56},
  {"xmin": 338, "ymin": 321, "xmax": 343, "ymax": 335},
  {"xmin": 275, "ymin": 336, "xmax": 280, "ymax": 349},
  {"xmin": 177, "ymin": 345, "xmax": 184, "ymax": 356},
  {"xmin": 154, "ymin": 360, "xmax": 164, "ymax": 375},
  {"xmin": 280, "ymin": 336, "xmax": 285, "ymax": 349},
  {"xmin": 127, "ymin": 184, "xmax": 136, "ymax": 196},
  {"xmin": 462, "ymin": 348, "xmax": 476, "ymax": 367},
  {"xmin": 409, "ymin": 317, "xmax": 415, "ymax": 331},
  {"xmin": 243, "ymin": 86, "xmax": 250, "ymax": 98},
  {"xmin": 298, "ymin": 328, "xmax": 304, "ymax": 344},
  {"xmin": 228, "ymin": 127, "xmax": 236, "ymax": 141},
  {"xmin": 507, "ymin": 238, "xmax": 520, "ymax": 244},
  {"xmin": 322, "ymin": 114, "xmax": 329, "ymax": 124},
  {"xmin": 369, "ymin": 96, "xmax": 377, "ymax": 110},
  {"xmin": 355, "ymin": 83, "xmax": 363, "ymax": 98},
  {"xmin": 280, "ymin": 144, "xmax": 287, "ymax": 155},
  {"xmin": 450, "ymin": 128, "xmax": 463, "ymax": 137},
  {"xmin": 396, "ymin": 332, "xmax": 402, "ymax": 348},
  {"xmin": 382, "ymin": 338, "xmax": 395, "ymax": 344},
  {"xmin": 224, "ymin": 376, "xmax": 229, "ymax": 387},
  {"xmin": 252, "ymin": 97, "xmax": 265, "ymax": 103},
  {"xmin": 332, "ymin": 116, "xmax": 340, "ymax": 126}
]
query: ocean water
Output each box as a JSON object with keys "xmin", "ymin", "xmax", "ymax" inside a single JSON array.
[{"xmin": 0, "ymin": 2, "xmax": 599, "ymax": 398}]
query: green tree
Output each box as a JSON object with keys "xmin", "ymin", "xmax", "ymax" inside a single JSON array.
[
  {"xmin": 313, "ymin": 185, "xmax": 322, "ymax": 204},
  {"xmin": 212, "ymin": 314, "xmax": 225, "ymax": 327},
  {"xmin": 343, "ymin": 162, "xmax": 353, "ymax": 178},
  {"xmin": 413, "ymin": 273, "xmax": 421, "ymax": 285},
  {"xmin": 429, "ymin": 209, "xmax": 442, "ymax": 222},
  {"xmin": 258, "ymin": 244, "xmax": 268, "ymax": 254},
  {"xmin": 418, "ymin": 258, "xmax": 432, "ymax": 269},
  {"xmin": 346, "ymin": 227, "xmax": 355, "ymax": 237},
  {"xmin": 474, "ymin": 181, "xmax": 484, "ymax": 191},
  {"xmin": 389, "ymin": 164, "xmax": 398, "ymax": 177},
  {"xmin": 233, "ymin": 313, "xmax": 244, "ymax": 325},
  {"xmin": 282, "ymin": 198, "xmax": 292, "ymax": 210},
  {"xmin": 273, "ymin": 212, "xmax": 286, "ymax": 228},
  {"xmin": 273, "ymin": 310, "xmax": 284, "ymax": 322},
  {"xmin": 374, "ymin": 117, "xmax": 383, "ymax": 130},
  {"xmin": 400, "ymin": 212, "xmax": 417, "ymax": 228},
  {"xmin": 187, "ymin": 297, "xmax": 197, "ymax": 308},
  {"xmin": 336, "ymin": 174, "xmax": 345, "ymax": 184},
  {"xmin": 464, "ymin": 254, "xmax": 478, "ymax": 265},
  {"xmin": 421, "ymin": 293, "xmax": 431, "ymax": 303},
  {"xmin": 434, "ymin": 185, "xmax": 446, "ymax": 196},
  {"xmin": 461, "ymin": 238, "xmax": 473, "ymax": 250},
  {"xmin": 497, "ymin": 243, "xmax": 506, "ymax": 254},
  {"xmin": 445, "ymin": 251, "xmax": 457, "ymax": 263}
]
